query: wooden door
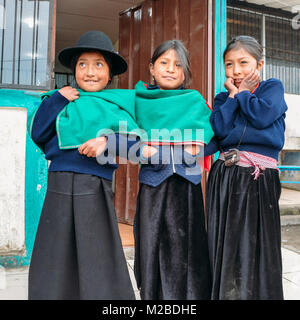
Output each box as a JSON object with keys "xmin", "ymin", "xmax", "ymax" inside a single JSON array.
[{"xmin": 115, "ymin": 0, "xmax": 215, "ymax": 224}]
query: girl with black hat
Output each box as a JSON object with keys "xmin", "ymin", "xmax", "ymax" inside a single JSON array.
[{"xmin": 27, "ymin": 31, "xmax": 137, "ymax": 300}]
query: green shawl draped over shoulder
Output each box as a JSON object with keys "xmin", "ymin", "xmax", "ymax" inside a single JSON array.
[
  {"xmin": 28, "ymin": 88, "xmax": 139, "ymax": 149},
  {"xmin": 135, "ymin": 81, "xmax": 214, "ymax": 145}
]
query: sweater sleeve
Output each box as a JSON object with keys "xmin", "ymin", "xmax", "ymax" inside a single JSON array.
[
  {"xmin": 31, "ymin": 91, "xmax": 69, "ymax": 144},
  {"xmin": 204, "ymin": 137, "xmax": 219, "ymax": 156},
  {"xmin": 235, "ymin": 79, "xmax": 287, "ymax": 129},
  {"xmin": 106, "ymin": 133, "xmax": 141, "ymax": 162},
  {"xmin": 210, "ymin": 92, "xmax": 240, "ymax": 139}
]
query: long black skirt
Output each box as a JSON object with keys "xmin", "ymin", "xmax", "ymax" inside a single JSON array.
[
  {"xmin": 134, "ymin": 174, "xmax": 212, "ymax": 300},
  {"xmin": 28, "ymin": 172, "xmax": 135, "ymax": 300},
  {"xmin": 206, "ymin": 160, "xmax": 283, "ymax": 300}
]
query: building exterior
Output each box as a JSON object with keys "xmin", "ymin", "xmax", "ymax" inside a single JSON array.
[
  {"xmin": 227, "ymin": 0, "xmax": 300, "ymax": 188},
  {"xmin": 0, "ymin": 0, "xmax": 298, "ymax": 267}
]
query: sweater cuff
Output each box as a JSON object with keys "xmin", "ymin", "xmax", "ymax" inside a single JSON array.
[
  {"xmin": 235, "ymin": 90, "xmax": 252, "ymax": 100},
  {"xmin": 213, "ymin": 96, "xmax": 237, "ymax": 111},
  {"xmin": 217, "ymin": 96, "xmax": 239, "ymax": 112},
  {"xmin": 51, "ymin": 91, "xmax": 70, "ymax": 110}
]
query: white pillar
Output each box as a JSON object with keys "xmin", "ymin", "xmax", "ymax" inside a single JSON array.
[{"xmin": 0, "ymin": 107, "xmax": 26, "ymax": 256}]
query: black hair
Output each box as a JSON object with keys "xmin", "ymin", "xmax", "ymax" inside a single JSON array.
[
  {"xmin": 70, "ymin": 49, "xmax": 114, "ymax": 88},
  {"xmin": 151, "ymin": 39, "xmax": 192, "ymax": 88},
  {"xmin": 223, "ymin": 35, "xmax": 263, "ymax": 64}
]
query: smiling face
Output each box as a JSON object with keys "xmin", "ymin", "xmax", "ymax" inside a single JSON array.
[
  {"xmin": 149, "ymin": 49, "xmax": 185, "ymax": 90},
  {"xmin": 75, "ymin": 51, "xmax": 110, "ymax": 92},
  {"xmin": 224, "ymin": 48, "xmax": 264, "ymax": 88}
]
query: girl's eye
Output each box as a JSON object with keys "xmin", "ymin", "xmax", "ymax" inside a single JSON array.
[
  {"xmin": 79, "ymin": 62, "xmax": 86, "ymax": 67},
  {"xmin": 176, "ymin": 63, "xmax": 182, "ymax": 67},
  {"xmin": 96, "ymin": 63, "xmax": 103, "ymax": 67},
  {"xmin": 241, "ymin": 61, "xmax": 248, "ymax": 64},
  {"xmin": 160, "ymin": 61, "xmax": 167, "ymax": 65},
  {"xmin": 225, "ymin": 63, "xmax": 232, "ymax": 67}
]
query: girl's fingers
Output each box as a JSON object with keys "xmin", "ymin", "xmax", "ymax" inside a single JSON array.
[
  {"xmin": 251, "ymin": 71, "xmax": 260, "ymax": 82},
  {"xmin": 72, "ymin": 90, "xmax": 80, "ymax": 100},
  {"xmin": 79, "ymin": 145, "xmax": 101, "ymax": 157},
  {"xmin": 245, "ymin": 70, "xmax": 255, "ymax": 81},
  {"xmin": 85, "ymin": 148, "xmax": 94, "ymax": 157},
  {"xmin": 86, "ymin": 150, "xmax": 95, "ymax": 157},
  {"xmin": 78, "ymin": 143, "xmax": 88, "ymax": 154},
  {"xmin": 252, "ymin": 70, "xmax": 261, "ymax": 81}
]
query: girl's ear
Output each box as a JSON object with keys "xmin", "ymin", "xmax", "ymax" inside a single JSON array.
[
  {"xmin": 149, "ymin": 63, "xmax": 156, "ymax": 83},
  {"xmin": 257, "ymin": 59, "xmax": 264, "ymax": 71},
  {"xmin": 149, "ymin": 63, "xmax": 154, "ymax": 77}
]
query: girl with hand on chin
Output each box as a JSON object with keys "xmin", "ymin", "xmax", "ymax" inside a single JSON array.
[{"xmin": 206, "ymin": 35, "xmax": 287, "ymax": 300}]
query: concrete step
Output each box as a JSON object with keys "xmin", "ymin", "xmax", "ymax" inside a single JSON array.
[
  {"xmin": 279, "ymin": 188, "xmax": 300, "ymax": 213},
  {"xmin": 281, "ymin": 215, "xmax": 300, "ymax": 226},
  {"xmin": 279, "ymin": 188, "xmax": 300, "ymax": 222}
]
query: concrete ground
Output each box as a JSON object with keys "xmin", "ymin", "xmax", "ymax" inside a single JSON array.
[
  {"xmin": 281, "ymin": 225, "xmax": 300, "ymax": 254},
  {"xmin": 0, "ymin": 187, "xmax": 299, "ymax": 300},
  {"xmin": 0, "ymin": 246, "xmax": 299, "ymax": 300}
]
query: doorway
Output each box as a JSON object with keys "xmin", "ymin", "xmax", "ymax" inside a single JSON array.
[{"xmin": 54, "ymin": 0, "xmax": 215, "ymax": 246}]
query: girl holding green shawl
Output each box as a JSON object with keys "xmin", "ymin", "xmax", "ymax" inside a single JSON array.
[
  {"xmin": 27, "ymin": 31, "xmax": 136, "ymax": 300},
  {"xmin": 133, "ymin": 40, "xmax": 213, "ymax": 300}
]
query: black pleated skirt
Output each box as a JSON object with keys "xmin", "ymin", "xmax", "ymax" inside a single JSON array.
[
  {"xmin": 206, "ymin": 160, "xmax": 283, "ymax": 300},
  {"xmin": 28, "ymin": 172, "xmax": 135, "ymax": 300},
  {"xmin": 134, "ymin": 174, "xmax": 212, "ymax": 300}
]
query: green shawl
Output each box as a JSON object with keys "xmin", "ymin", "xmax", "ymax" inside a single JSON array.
[
  {"xmin": 135, "ymin": 81, "xmax": 214, "ymax": 144},
  {"xmin": 28, "ymin": 89, "xmax": 139, "ymax": 149}
]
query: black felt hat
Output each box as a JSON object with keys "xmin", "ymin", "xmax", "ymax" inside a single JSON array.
[{"xmin": 58, "ymin": 31, "xmax": 127, "ymax": 75}]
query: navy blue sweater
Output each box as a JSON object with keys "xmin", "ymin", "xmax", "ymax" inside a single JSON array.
[
  {"xmin": 31, "ymin": 91, "xmax": 124, "ymax": 181},
  {"xmin": 106, "ymin": 134, "xmax": 202, "ymax": 187},
  {"xmin": 209, "ymin": 78, "xmax": 287, "ymax": 160}
]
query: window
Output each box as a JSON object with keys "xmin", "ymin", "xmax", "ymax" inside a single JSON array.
[
  {"xmin": 227, "ymin": 5, "xmax": 300, "ymax": 95},
  {"xmin": 265, "ymin": 15, "xmax": 300, "ymax": 95},
  {"xmin": 0, "ymin": 0, "xmax": 53, "ymax": 90},
  {"xmin": 55, "ymin": 72, "xmax": 75, "ymax": 89}
]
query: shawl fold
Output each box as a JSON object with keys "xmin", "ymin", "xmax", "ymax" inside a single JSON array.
[
  {"xmin": 28, "ymin": 89, "xmax": 139, "ymax": 149},
  {"xmin": 135, "ymin": 81, "xmax": 214, "ymax": 145}
]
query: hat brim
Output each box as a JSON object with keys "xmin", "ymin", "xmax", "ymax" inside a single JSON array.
[{"xmin": 58, "ymin": 46, "xmax": 128, "ymax": 76}]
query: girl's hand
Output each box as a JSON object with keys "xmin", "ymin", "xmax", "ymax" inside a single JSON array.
[
  {"xmin": 78, "ymin": 137, "xmax": 107, "ymax": 157},
  {"xmin": 184, "ymin": 144, "xmax": 200, "ymax": 155},
  {"xmin": 142, "ymin": 145, "xmax": 158, "ymax": 159},
  {"xmin": 239, "ymin": 70, "xmax": 260, "ymax": 93},
  {"xmin": 59, "ymin": 86, "xmax": 79, "ymax": 101},
  {"xmin": 224, "ymin": 78, "xmax": 239, "ymax": 98}
]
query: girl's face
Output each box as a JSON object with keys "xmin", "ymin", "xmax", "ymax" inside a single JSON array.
[
  {"xmin": 75, "ymin": 51, "xmax": 110, "ymax": 92},
  {"xmin": 224, "ymin": 48, "xmax": 264, "ymax": 88},
  {"xmin": 149, "ymin": 49, "xmax": 185, "ymax": 90}
]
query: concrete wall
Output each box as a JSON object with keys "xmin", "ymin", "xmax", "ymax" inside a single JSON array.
[
  {"xmin": 0, "ymin": 108, "xmax": 26, "ymax": 256},
  {"xmin": 284, "ymin": 94, "xmax": 300, "ymax": 151},
  {"xmin": 281, "ymin": 93, "xmax": 300, "ymax": 190},
  {"xmin": 0, "ymin": 90, "xmax": 48, "ymax": 268}
]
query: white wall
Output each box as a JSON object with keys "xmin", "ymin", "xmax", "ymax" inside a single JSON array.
[
  {"xmin": 0, "ymin": 108, "xmax": 26, "ymax": 256},
  {"xmin": 284, "ymin": 94, "xmax": 300, "ymax": 151}
]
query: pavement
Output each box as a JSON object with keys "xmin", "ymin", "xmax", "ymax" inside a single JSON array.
[{"xmin": 0, "ymin": 187, "xmax": 299, "ymax": 300}]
